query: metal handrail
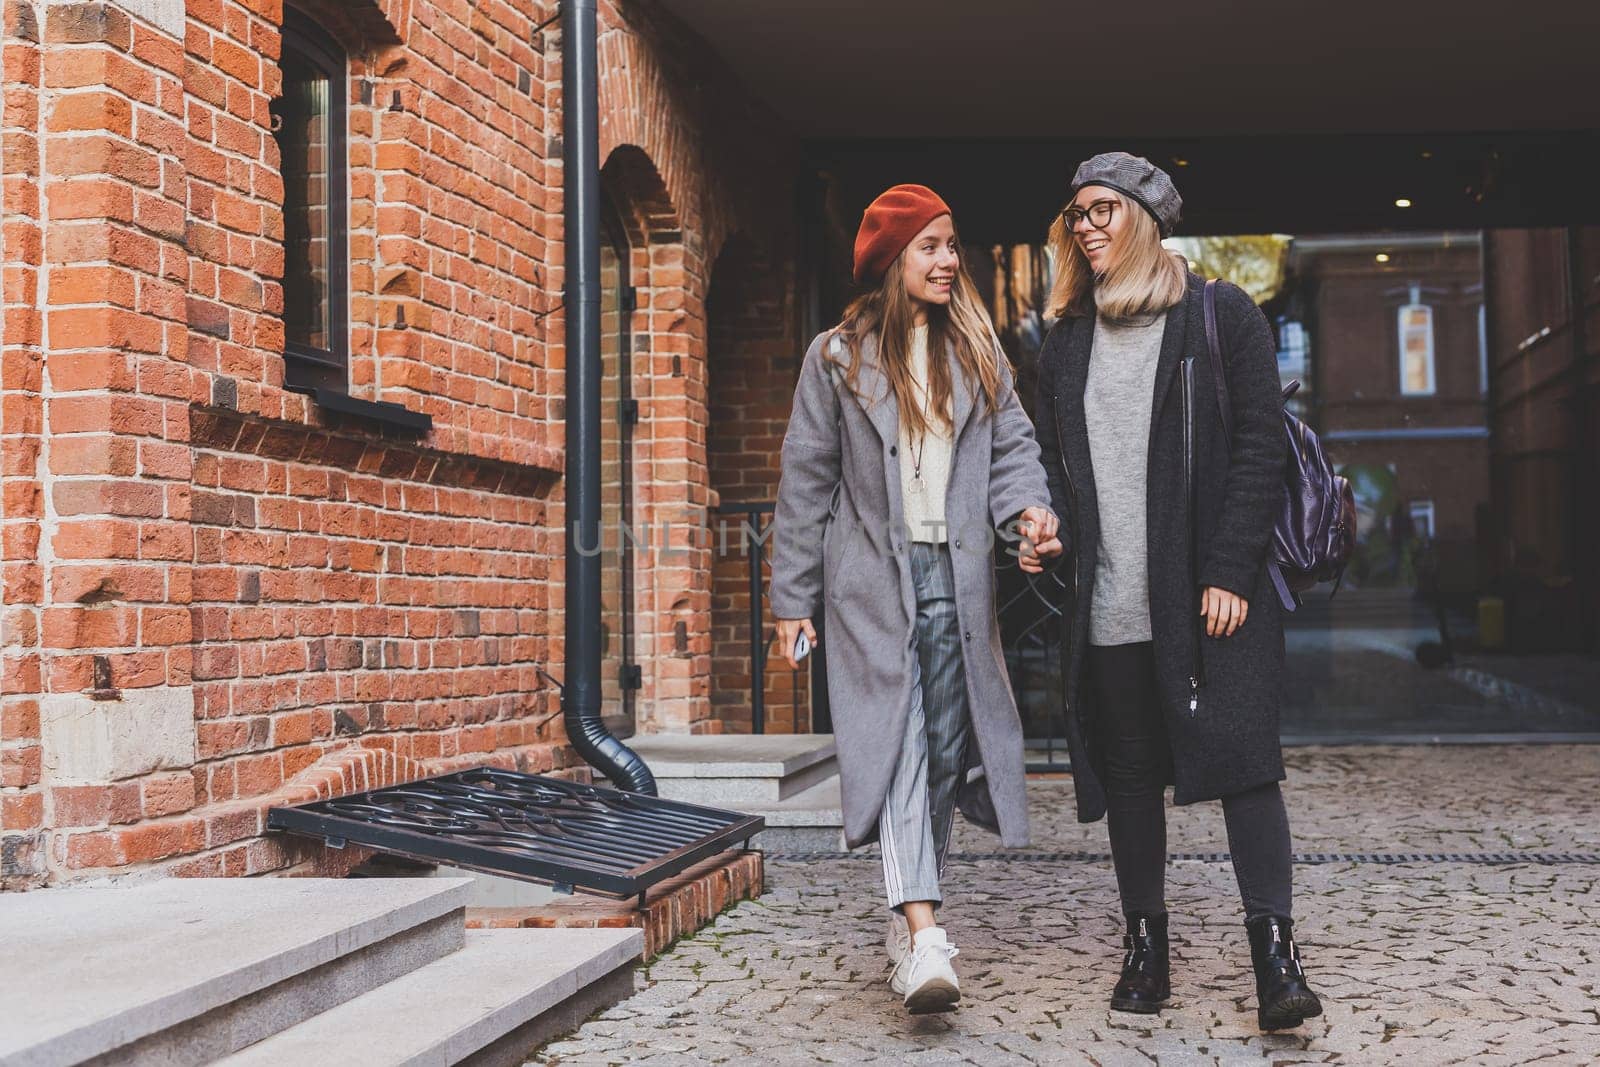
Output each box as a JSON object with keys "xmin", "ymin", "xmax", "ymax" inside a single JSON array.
[{"xmin": 713, "ymin": 502, "xmax": 791, "ymax": 734}]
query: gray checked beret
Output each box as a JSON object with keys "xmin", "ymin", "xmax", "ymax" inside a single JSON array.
[{"xmin": 1070, "ymin": 152, "xmax": 1182, "ymax": 237}]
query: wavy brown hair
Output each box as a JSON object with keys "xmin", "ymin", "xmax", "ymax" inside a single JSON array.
[
  {"xmin": 829, "ymin": 235, "xmax": 1006, "ymax": 442},
  {"xmin": 1045, "ymin": 190, "xmax": 1188, "ymax": 322}
]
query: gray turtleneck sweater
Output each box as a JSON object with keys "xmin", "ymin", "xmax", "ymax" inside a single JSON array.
[{"xmin": 1083, "ymin": 312, "xmax": 1167, "ymax": 646}]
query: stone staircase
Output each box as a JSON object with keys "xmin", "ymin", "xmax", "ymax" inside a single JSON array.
[
  {"xmin": 0, "ymin": 877, "xmax": 641, "ymax": 1066},
  {"xmin": 624, "ymin": 734, "xmax": 846, "ymax": 853}
]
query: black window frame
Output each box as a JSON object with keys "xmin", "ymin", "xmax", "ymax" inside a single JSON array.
[{"xmin": 274, "ymin": 8, "xmax": 350, "ymax": 396}]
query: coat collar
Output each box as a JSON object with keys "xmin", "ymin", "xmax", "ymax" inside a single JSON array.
[
  {"xmin": 1057, "ymin": 312, "xmax": 1098, "ymax": 518},
  {"xmin": 841, "ymin": 328, "xmax": 977, "ymax": 446},
  {"xmin": 1062, "ymin": 274, "xmax": 1202, "ymax": 446}
]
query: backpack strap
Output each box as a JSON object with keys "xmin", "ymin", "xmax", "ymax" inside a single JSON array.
[
  {"xmin": 1201, "ymin": 278, "xmax": 1297, "ymax": 612},
  {"xmin": 1202, "ymin": 278, "xmax": 1233, "ymax": 446}
]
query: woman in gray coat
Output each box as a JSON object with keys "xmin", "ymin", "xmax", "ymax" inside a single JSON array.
[
  {"xmin": 770, "ymin": 184, "xmax": 1060, "ymax": 1015},
  {"xmin": 1034, "ymin": 153, "xmax": 1323, "ymax": 1031}
]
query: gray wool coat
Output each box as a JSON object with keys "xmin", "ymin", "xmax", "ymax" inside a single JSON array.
[
  {"xmin": 1034, "ymin": 274, "xmax": 1290, "ymax": 824},
  {"xmin": 770, "ymin": 329, "xmax": 1054, "ymax": 849}
]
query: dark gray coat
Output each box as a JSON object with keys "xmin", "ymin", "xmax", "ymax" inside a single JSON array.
[
  {"xmin": 771, "ymin": 329, "xmax": 1053, "ymax": 849},
  {"xmin": 1035, "ymin": 274, "xmax": 1289, "ymax": 823}
]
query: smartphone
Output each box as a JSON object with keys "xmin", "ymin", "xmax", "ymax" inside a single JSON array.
[{"xmin": 793, "ymin": 631, "xmax": 811, "ymax": 662}]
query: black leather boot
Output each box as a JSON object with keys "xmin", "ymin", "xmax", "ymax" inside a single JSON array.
[
  {"xmin": 1246, "ymin": 915, "xmax": 1324, "ymax": 1031},
  {"xmin": 1110, "ymin": 912, "xmax": 1171, "ymax": 1013}
]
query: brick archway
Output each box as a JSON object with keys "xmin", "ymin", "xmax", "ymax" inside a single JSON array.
[
  {"xmin": 597, "ymin": 145, "xmax": 713, "ymax": 733},
  {"xmin": 586, "ymin": 16, "xmax": 807, "ymax": 735},
  {"xmin": 597, "ymin": 29, "xmax": 724, "ymax": 262},
  {"xmin": 288, "ymin": 0, "xmax": 408, "ymax": 51}
]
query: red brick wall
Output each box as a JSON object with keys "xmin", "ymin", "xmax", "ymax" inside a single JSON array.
[
  {"xmin": 0, "ymin": 0, "xmax": 803, "ymax": 889},
  {"xmin": 705, "ymin": 236, "xmax": 809, "ymax": 732},
  {"xmin": 1, "ymin": 0, "xmax": 46, "ymax": 878}
]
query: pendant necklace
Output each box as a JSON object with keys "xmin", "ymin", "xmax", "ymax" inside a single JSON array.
[
  {"xmin": 908, "ymin": 373, "xmax": 932, "ymax": 494},
  {"xmin": 909, "ymin": 433, "xmax": 927, "ymax": 494}
]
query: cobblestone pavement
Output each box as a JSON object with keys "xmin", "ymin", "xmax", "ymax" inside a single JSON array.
[{"xmin": 534, "ymin": 747, "xmax": 1600, "ymax": 1066}]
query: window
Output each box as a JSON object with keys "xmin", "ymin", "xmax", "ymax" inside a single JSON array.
[
  {"xmin": 1407, "ymin": 500, "xmax": 1436, "ymax": 540},
  {"xmin": 273, "ymin": 10, "xmax": 348, "ymax": 393},
  {"xmin": 1276, "ymin": 318, "xmax": 1308, "ymax": 377},
  {"xmin": 1398, "ymin": 301, "xmax": 1435, "ymax": 396}
]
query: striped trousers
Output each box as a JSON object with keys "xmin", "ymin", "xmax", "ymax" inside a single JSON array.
[{"xmin": 879, "ymin": 542, "xmax": 972, "ymax": 910}]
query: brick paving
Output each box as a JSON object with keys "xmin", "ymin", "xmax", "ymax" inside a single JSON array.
[{"xmin": 533, "ymin": 745, "xmax": 1600, "ymax": 1065}]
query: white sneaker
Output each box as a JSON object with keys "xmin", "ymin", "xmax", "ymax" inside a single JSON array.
[
  {"xmin": 889, "ymin": 927, "xmax": 961, "ymax": 1014},
  {"xmin": 887, "ymin": 910, "xmax": 911, "ymax": 968}
]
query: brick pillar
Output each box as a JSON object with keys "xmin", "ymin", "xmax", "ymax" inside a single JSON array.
[
  {"xmin": 634, "ymin": 233, "xmax": 714, "ymax": 733},
  {"xmin": 1, "ymin": 0, "xmax": 46, "ymax": 887},
  {"xmin": 32, "ymin": 0, "xmax": 197, "ymax": 877}
]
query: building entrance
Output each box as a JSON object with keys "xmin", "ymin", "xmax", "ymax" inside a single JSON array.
[{"xmin": 976, "ymin": 219, "xmax": 1598, "ymax": 751}]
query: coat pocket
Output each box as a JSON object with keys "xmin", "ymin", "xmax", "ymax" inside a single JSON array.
[{"xmin": 825, "ymin": 523, "xmax": 862, "ymax": 601}]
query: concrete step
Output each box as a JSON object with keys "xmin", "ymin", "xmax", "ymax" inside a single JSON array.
[
  {"xmin": 745, "ymin": 776, "xmax": 846, "ymax": 853},
  {"xmin": 623, "ymin": 733, "xmax": 837, "ymax": 805},
  {"xmin": 217, "ymin": 928, "xmax": 643, "ymax": 1067},
  {"xmin": 0, "ymin": 877, "xmax": 470, "ymax": 1067}
]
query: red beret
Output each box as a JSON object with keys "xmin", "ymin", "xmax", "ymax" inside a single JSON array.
[{"xmin": 853, "ymin": 184, "xmax": 952, "ymax": 286}]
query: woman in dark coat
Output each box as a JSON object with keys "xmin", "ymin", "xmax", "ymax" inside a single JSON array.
[{"xmin": 1034, "ymin": 153, "xmax": 1324, "ymax": 1031}]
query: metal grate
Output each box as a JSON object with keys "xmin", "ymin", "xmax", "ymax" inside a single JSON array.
[
  {"xmin": 767, "ymin": 850, "xmax": 1600, "ymax": 866},
  {"xmin": 268, "ymin": 767, "xmax": 764, "ymax": 900}
]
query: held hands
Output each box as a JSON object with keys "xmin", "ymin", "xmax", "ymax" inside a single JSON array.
[
  {"xmin": 1200, "ymin": 586, "xmax": 1249, "ymax": 638},
  {"xmin": 1017, "ymin": 506, "xmax": 1063, "ymax": 575},
  {"xmin": 775, "ymin": 618, "xmax": 817, "ymax": 669}
]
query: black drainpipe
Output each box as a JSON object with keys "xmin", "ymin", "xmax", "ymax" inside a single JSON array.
[{"xmin": 561, "ymin": 0, "xmax": 656, "ymax": 794}]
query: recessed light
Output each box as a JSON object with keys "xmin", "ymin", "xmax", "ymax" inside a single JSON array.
[
  {"xmin": 1395, "ymin": 198, "xmax": 1413, "ymax": 208},
  {"xmin": 1375, "ymin": 253, "xmax": 1391, "ymax": 263},
  {"xmin": 1173, "ymin": 158, "xmax": 1190, "ymax": 167}
]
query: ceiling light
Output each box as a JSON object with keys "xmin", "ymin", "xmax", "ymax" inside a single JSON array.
[
  {"xmin": 1173, "ymin": 158, "xmax": 1190, "ymax": 167},
  {"xmin": 1375, "ymin": 253, "xmax": 1391, "ymax": 263},
  {"xmin": 1394, "ymin": 198, "xmax": 1412, "ymax": 208}
]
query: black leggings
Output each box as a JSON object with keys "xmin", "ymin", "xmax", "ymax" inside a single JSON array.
[{"xmin": 1086, "ymin": 641, "xmax": 1293, "ymax": 920}]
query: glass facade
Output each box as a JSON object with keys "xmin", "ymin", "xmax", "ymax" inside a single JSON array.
[{"xmin": 977, "ymin": 229, "xmax": 1596, "ymax": 747}]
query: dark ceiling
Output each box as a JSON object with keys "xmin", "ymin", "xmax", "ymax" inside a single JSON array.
[
  {"xmin": 808, "ymin": 132, "xmax": 1600, "ymax": 243},
  {"xmin": 658, "ymin": 1, "xmax": 1600, "ymax": 241},
  {"xmin": 656, "ymin": 0, "xmax": 1598, "ymax": 139}
]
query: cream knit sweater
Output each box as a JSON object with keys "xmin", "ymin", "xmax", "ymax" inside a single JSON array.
[{"xmin": 896, "ymin": 325, "xmax": 953, "ymax": 544}]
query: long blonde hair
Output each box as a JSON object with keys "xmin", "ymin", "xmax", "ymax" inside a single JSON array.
[
  {"xmin": 1045, "ymin": 190, "xmax": 1188, "ymax": 322},
  {"xmin": 831, "ymin": 235, "xmax": 1006, "ymax": 441}
]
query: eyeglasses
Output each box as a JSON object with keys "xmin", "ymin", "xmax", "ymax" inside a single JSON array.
[{"xmin": 1060, "ymin": 199, "xmax": 1119, "ymax": 232}]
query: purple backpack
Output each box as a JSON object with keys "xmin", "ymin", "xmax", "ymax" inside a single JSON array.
[{"xmin": 1203, "ymin": 280, "xmax": 1356, "ymax": 611}]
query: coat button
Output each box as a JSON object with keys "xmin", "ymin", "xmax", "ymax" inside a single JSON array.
[
  {"xmin": 963, "ymin": 631, "xmax": 972, "ymax": 641},
  {"xmin": 954, "ymin": 538, "xmax": 962, "ymax": 549},
  {"xmin": 889, "ymin": 445, "xmax": 897, "ymax": 456}
]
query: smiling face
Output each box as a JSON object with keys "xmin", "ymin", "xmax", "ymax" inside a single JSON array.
[
  {"xmin": 900, "ymin": 214, "xmax": 958, "ymax": 320},
  {"xmin": 1064, "ymin": 185, "xmax": 1130, "ymax": 274}
]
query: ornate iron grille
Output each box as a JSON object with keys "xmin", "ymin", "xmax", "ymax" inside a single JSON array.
[
  {"xmin": 268, "ymin": 768, "xmax": 765, "ymax": 900},
  {"xmin": 995, "ymin": 550, "xmax": 1072, "ymax": 770}
]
